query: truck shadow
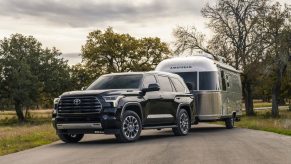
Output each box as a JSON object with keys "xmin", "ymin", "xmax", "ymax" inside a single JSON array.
[{"xmin": 52, "ymin": 126, "xmax": 228, "ymax": 147}]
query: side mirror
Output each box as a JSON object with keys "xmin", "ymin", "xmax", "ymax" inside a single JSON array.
[
  {"xmin": 142, "ymin": 83, "xmax": 160, "ymax": 92},
  {"xmin": 185, "ymin": 82, "xmax": 193, "ymax": 90}
]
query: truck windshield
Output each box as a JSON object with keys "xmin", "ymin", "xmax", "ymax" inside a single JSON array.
[{"xmin": 87, "ymin": 74, "xmax": 143, "ymax": 90}]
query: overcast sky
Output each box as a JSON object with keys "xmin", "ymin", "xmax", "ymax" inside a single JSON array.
[{"xmin": 0, "ymin": 0, "xmax": 289, "ymax": 65}]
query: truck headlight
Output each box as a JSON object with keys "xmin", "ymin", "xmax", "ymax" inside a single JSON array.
[
  {"xmin": 54, "ymin": 98, "xmax": 60, "ymax": 105},
  {"xmin": 102, "ymin": 95, "xmax": 124, "ymax": 107},
  {"xmin": 53, "ymin": 98, "xmax": 60, "ymax": 114}
]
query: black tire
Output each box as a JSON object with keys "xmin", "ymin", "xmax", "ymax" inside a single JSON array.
[
  {"xmin": 225, "ymin": 117, "xmax": 235, "ymax": 129},
  {"xmin": 57, "ymin": 133, "xmax": 84, "ymax": 143},
  {"xmin": 172, "ymin": 109, "xmax": 190, "ymax": 136},
  {"xmin": 115, "ymin": 110, "xmax": 142, "ymax": 143}
]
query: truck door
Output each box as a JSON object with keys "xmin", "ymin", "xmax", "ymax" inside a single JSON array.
[
  {"xmin": 151, "ymin": 75, "xmax": 175, "ymax": 124},
  {"xmin": 142, "ymin": 75, "xmax": 163, "ymax": 125},
  {"xmin": 147, "ymin": 75, "xmax": 174, "ymax": 125}
]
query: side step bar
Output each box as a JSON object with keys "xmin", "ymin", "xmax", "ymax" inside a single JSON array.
[{"xmin": 143, "ymin": 125, "xmax": 177, "ymax": 130}]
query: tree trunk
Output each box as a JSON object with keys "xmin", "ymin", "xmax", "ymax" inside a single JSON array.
[
  {"xmin": 15, "ymin": 100, "xmax": 25, "ymax": 122},
  {"xmin": 25, "ymin": 106, "xmax": 30, "ymax": 118},
  {"xmin": 271, "ymin": 79, "xmax": 280, "ymax": 117},
  {"xmin": 242, "ymin": 79, "xmax": 255, "ymax": 116},
  {"xmin": 271, "ymin": 65, "xmax": 284, "ymax": 117}
]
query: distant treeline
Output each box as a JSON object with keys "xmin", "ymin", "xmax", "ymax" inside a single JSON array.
[{"xmin": 0, "ymin": 28, "xmax": 171, "ymax": 121}]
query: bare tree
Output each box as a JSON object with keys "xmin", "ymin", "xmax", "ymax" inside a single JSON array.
[
  {"xmin": 174, "ymin": 0, "xmax": 269, "ymax": 115},
  {"xmin": 173, "ymin": 26, "xmax": 212, "ymax": 55},
  {"xmin": 262, "ymin": 3, "xmax": 291, "ymax": 117}
]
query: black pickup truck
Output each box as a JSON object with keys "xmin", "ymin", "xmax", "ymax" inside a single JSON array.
[{"xmin": 52, "ymin": 71, "xmax": 196, "ymax": 143}]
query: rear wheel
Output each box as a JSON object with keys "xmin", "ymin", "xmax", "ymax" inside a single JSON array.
[
  {"xmin": 172, "ymin": 109, "xmax": 190, "ymax": 136},
  {"xmin": 225, "ymin": 117, "xmax": 235, "ymax": 129},
  {"xmin": 115, "ymin": 110, "xmax": 142, "ymax": 142},
  {"xmin": 57, "ymin": 133, "xmax": 84, "ymax": 143}
]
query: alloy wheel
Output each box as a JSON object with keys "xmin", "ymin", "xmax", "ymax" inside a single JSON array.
[
  {"xmin": 179, "ymin": 113, "xmax": 189, "ymax": 134},
  {"xmin": 122, "ymin": 115, "xmax": 140, "ymax": 139}
]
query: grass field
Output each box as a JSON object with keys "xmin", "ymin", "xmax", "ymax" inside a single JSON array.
[
  {"xmin": 0, "ymin": 110, "xmax": 58, "ymax": 156},
  {"xmin": 253, "ymin": 102, "xmax": 272, "ymax": 108},
  {"xmin": 235, "ymin": 110, "xmax": 291, "ymax": 136}
]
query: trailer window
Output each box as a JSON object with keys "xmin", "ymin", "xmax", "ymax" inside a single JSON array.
[
  {"xmin": 199, "ymin": 71, "xmax": 219, "ymax": 90},
  {"xmin": 221, "ymin": 70, "xmax": 227, "ymax": 91},
  {"xmin": 174, "ymin": 72, "xmax": 197, "ymax": 90}
]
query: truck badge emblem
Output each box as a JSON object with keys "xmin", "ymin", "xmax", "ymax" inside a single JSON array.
[{"xmin": 73, "ymin": 99, "xmax": 81, "ymax": 105}]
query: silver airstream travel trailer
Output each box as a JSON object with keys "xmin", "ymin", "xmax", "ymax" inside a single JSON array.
[{"xmin": 155, "ymin": 54, "xmax": 242, "ymax": 128}]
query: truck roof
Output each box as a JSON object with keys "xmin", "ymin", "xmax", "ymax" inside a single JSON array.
[{"xmin": 105, "ymin": 71, "xmax": 183, "ymax": 78}]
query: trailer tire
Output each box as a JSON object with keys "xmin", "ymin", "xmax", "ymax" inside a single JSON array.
[{"xmin": 225, "ymin": 117, "xmax": 234, "ymax": 129}]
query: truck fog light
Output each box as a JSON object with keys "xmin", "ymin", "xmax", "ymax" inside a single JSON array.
[{"xmin": 103, "ymin": 115, "xmax": 109, "ymax": 120}]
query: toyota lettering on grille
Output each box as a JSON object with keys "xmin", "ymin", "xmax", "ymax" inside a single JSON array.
[{"xmin": 73, "ymin": 99, "xmax": 81, "ymax": 105}]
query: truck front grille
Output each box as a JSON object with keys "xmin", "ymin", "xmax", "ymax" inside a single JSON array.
[{"xmin": 58, "ymin": 96, "xmax": 102, "ymax": 114}]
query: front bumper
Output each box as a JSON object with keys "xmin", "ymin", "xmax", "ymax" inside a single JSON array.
[
  {"xmin": 56, "ymin": 123, "xmax": 102, "ymax": 129},
  {"xmin": 52, "ymin": 108, "xmax": 122, "ymax": 134}
]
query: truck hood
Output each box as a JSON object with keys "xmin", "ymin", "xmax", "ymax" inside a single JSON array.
[{"xmin": 60, "ymin": 89, "xmax": 141, "ymax": 97}]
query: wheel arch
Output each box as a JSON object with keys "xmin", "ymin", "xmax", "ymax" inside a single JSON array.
[
  {"xmin": 176, "ymin": 103, "xmax": 192, "ymax": 120},
  {"xmin": 121, "ymin": 102, "xmax": 143, "ymax": 122}
]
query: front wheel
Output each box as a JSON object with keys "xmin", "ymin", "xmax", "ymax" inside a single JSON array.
[
  {"xmin": 172, "ymin": 109, "xmax": 190, "ymax": 136},
  {"xmin": 225, "ymin": 117, "xmax": 235, "ymax": 129},
  {"xmin": 115, "ymin": 110, "xmax": 142, "ymax": 143},
  {"xmin": 57, "ymin": 133, "xmax": 84, "ymax": 143}
]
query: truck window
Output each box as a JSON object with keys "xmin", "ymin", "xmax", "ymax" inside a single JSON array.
[
  {"xmin": 171, "ymin": 78, "xmax": 185, "ymax": 92},
  {"xmin": 175, "ymin": 72, "xmax": 197, "ymax": 90},
  {"xmin": 221, "ymin": 70, "xmax": 226, "ymax": 91},
  {"xmin": 199, "ymin": 71, "xmax": 219, "ymax": 90},
  {"xmin": 157, "ymin": 75, "xmax": 173, "ymax": 92},
  {"xmin": 142, "ymin": 75, "xmax": 157, "ymax": 88}
]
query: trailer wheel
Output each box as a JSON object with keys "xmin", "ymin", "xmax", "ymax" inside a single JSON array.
[{"xmin": 225, "ymin": 117, "xmax": 235, "ymax": 129}]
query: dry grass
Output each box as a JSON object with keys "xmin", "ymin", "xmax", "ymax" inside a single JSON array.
[
  {"xmin": 0, "ymin": 110, "xmax": 58, "ymax": 156},
  {"xmin": 253, "ymin": 102, "xmax": 272, "ymax": 108},
  {"xmin": 0, "ymin": 110, "xmax": 52, "ymax": 121},
  {"xmin": 235, "ymin": 110, "xmax": 291, "ymax": 136},
  {"xmin": 0, "ymin": 123, "xmax": 58, "ymax": 156}
]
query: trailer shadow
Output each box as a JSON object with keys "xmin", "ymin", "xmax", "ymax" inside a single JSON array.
[
  {"xmin": 189, "ymin": 126, "xmax": 227, "ymax": 133},
  {"xmin": 51, "ymin": 125, "xmax": 227, "ymax": 147}
]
